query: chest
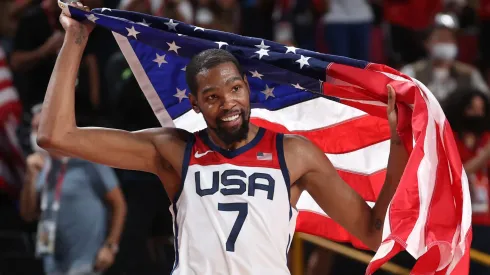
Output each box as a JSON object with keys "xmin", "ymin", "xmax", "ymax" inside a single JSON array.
[{"xmin": 186, "ymin": 164, "xmax": 284, "ymax": 201}]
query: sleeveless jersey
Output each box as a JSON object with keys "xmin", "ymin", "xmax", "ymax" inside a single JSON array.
[{"xmin": 170, "ymin": 127, "xmax": 298, "ymax": 275}]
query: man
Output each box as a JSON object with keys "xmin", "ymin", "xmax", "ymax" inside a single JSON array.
[
  {"xmin": 401, "ymin": 13, "xmax": 489, "ymax": 102},
  {"xmin": 20, "ymin": 104, "xmax": 127, "ymax": 275},
  {"xmin": 37, "ymin": 3, "xmax": 408, "ymax": 274}
]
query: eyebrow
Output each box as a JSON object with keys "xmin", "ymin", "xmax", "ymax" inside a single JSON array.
[
  {"xmin": 200, "ymin": 76, "xmax": 243, "ymax": 95},
  {"xmin": 224, "ymin": 76, "xmax": 243, "ymax": 86}
]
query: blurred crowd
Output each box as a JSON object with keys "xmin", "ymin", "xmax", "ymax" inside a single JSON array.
[{"xmin": 2, "ymin": 0, "xmax": 490, "ymax": 274}]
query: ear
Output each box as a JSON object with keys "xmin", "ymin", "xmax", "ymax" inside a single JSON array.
[{"xmin": 189, "ymin": 93, "xmax": 201, "ymax": 113}]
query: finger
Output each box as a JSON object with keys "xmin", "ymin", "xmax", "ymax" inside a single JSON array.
[{"xmin": 386, "ymin": 84, "xmax": 396, "ymax": 113}]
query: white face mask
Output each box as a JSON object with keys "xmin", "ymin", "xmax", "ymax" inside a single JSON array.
[{"xmin": 431, "ymin": 43, "xmax": 458, "ymax": 61}]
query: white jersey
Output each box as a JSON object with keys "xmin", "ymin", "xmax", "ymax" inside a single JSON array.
[{"xmin": 170, "ymin": 127, "xmax": 298, "ymax": 275}]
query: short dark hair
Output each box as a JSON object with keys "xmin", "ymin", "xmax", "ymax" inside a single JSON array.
[
  {"xmin": 443, "ymin": 88, "xmax": 490, "ymax": 134},
  {"xmin": 185, "ymin": 49, "xmax": 243, "ymax": 96}
]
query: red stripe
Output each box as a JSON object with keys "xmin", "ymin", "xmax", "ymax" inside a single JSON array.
[
  {"xmin": 296, "ymin": 211, "xmax": 369, "ymax": 249},
  {"xmin": 337, "ymin": 169, "xmax": 385, "ymax": 202},
  {"xmin": 251, "ymin": 115, "xmax": 390, "ymax": 154},
  {"xmin": 0, "ymin": 79, "xmax": 13, "ymax": 91}
]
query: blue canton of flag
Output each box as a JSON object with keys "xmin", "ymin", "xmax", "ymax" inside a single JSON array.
[{"xmin": 66, "ymin": 6, "xmax": 370, "ymax": 130}]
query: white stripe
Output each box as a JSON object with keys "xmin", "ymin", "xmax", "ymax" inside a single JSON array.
[
  {"xmin": 371, "ymin": 240, "xmax": 395, "ymax": 262},
  {"xmin": 297, "ymin": 190, "xmax": 375, "ymax": 216},
  {"xmin": 0, "ymin": 87, "xmax": 19, "ymax": 106},
  {"xmin": 0, "ymin": 67, "xmax": 12, "ymax": 83},
  {"xmin": 251, "ymin": 97, "xmax": 366, "ymax": 131},
  {"xmin": 404, "ymin": 89, "xmax": 438, "ymax": 259},
  {"xmin": 326, "ymin": 140, "xmax": 389, "ymax": 174},
  {"xmin": 113, "ymin": 32, "xmax": 175, "ymax": 127}
]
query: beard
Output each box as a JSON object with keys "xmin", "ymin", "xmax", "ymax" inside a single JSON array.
[{"xmin": 208, "ymin": 108, "xmax": 250, "ymax": 146}]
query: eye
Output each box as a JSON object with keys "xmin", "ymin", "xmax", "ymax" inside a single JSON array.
[
  {"xmin": 232, "ymin": 85, "xmax": 240, "ymax": 92},
  {"xmin": 207, "ymin": 94, "xmax": 218, "ymax": 101}
]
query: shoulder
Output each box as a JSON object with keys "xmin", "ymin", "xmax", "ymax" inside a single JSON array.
[
  {"xmin": 138, "ymin": 127, "xmax": 194, "ymax": 145},
  {"xmin": 453, "ymin": 61, "xmax": 477, "ymax": 75},
  {"xmin": 282, "ymin": 134, "xmax": 324, "ymax": 160}
]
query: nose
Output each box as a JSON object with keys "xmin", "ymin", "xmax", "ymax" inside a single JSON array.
[{"xmin": 220, "ymin": 92, "xmax": 237, "ymax": 111}]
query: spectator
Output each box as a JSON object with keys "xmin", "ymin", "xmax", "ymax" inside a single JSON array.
[
  {"xmin": 384, "ymin": 0, "xmax": 443, "ymax": 66},
  {"xmin": 19, "ymin": 104, "xmax": 126, "ymax": 275},
  {"xmin": 273, "ymin": 0, "xmax": 326, "ymax": 51},
  {"xmin": 443, "ymin": 89, "xmax": 490, "ymax": 275},
  {"xmin": 401, "ymin": 13, "xmax": 489, "ymax": 102},
  {"xmin": 322, "ymin": 0, "xmax": 373, "ymax": 60},
  {"xmin": 10, "ymin": 0, "xmax": 100, "ymax": 118}
]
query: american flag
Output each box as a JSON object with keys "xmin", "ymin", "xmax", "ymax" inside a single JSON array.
[
  {"xmin": 0, "ymin": 46, "xmax": 24, "ymax": 196},
  {"xmin": 64, "ymin": 4, "xmax": 472, "ymax": 274}
]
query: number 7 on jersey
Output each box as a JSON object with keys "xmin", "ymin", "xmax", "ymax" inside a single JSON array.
[{"xmin": 218, "ymin": 202, "xmax": 248, "ymax": 252}]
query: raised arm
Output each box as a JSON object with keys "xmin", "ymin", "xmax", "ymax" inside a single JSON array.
[
  {"xmin": 287, "ymin": 85, "xmax": 409, "ymax": 251},
  {"xmin": 38, "ymin": 6, "xmax": 174, "ymax": 174}
]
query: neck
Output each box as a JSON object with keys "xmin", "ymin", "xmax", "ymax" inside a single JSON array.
[{"xmin": 207, "ymin": 123, "xmax": 259, "ymax": 150}]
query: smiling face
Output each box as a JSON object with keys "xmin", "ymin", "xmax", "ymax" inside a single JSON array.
[{"xmin": 189, "ymin": 61, "xmax": 251, "ymax": 146}]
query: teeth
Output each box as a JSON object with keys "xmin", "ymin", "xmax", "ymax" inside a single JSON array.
[{"xmin": 222, "ymin": 114, "xmax": 239, "ymax": 122}]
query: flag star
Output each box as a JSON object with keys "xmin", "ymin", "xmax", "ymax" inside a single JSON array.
[
  {"xmin": 255, "ymin": 40, "xmax": 270, "ymax": 50},
  {"xmin": 285, "ymin": 46, "xmax": 297, "ymax": 54},
  {"xmin": 194, "ymin": 26, "xmax": 205, "ymax": 31},
  {"xmin": 126, "ymin": 26, "xmax": 140, "ymax": 39},
  {"xmin": 167, "ymin": 41, "xmax": 181, "ymax": 54},
  {"xmin": 255, "ymin": 48, "xmax": 269, "ymax": 59},
  {"xmin": 261, "ymin": 85, "xmax": 275, "ymax": 100},
  {"xmin": 153, "ymin": 53, "xmax": 167, "ymax": 67},
  {"xmin": 291, "ymin": 83, "xmax": 305, "ymax": 90},
  {"xmin": 85, "ymin": 14, "xmax": 99, "ymax": 23},
  {"xmin": 181, "ymin": 66, "xmax": 187, "ymax": 71},
  {"xmin": 137, "ymin": 19, "xmax": 151, "ymax": 26},
  {"xmin": 215, "ymin": 41, "xmax": 228, "ymax": 49},
  {"xmin": 101, "ymin": 7, "xmax": 111, "ymax": 12},
  {"xmin": 295, "ymin": 55, "xmax": 311, "ymax": 69},
  {"xmin": 165, "ymin": 19, "xmax": 179, "ymax": 31},
  {"xmin": 249, "ymin": 70, "xmax": 264, "ymax": 79},
  {"xmin": 174, "ymin": 88, "xmax": 188, "ymax": 103},
  {"xmin": 177, "ymin": 33, "xmax": 187, "ymax": 37}
]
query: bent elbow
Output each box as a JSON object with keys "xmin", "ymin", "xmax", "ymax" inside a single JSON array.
[{"xmin": 36, "ymin": 134, "xmax": 63, "ymax": 152}]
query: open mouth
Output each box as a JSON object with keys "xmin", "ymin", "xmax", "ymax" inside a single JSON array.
[{"xmin": 221, "ymin": 113, "xmax": 240, "ymax": 122}]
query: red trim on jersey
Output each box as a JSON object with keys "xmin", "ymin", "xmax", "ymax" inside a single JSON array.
[{"xmin": 189, "ymin": 129, "xmax": 282, "ymax": 169}]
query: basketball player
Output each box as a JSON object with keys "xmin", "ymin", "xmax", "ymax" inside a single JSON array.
[{"xmin": 37, "ymin": 3, "xmax": 409, "ymax": 274}]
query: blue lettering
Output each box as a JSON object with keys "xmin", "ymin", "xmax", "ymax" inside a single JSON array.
[
  {"xmin": 220, "ymin": 170, "xmax": 247, "ymax": 196},
  {"xmin": 194, "ymin": 170, "xmax": 275, "ymax": 200},
  {"xmin": 248, "ymin": 173, "xmax": 275, "ymax": 200},
  {"xmin": 195, "ymin": 171, "xmax": 219, "ymax": 196}
]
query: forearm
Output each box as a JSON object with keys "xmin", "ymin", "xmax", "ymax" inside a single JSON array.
[
  {"xmin": 464, "ymin": 150, "xmax": 490, "ymax": 174},
  {"xmin": 19, "ymin": 172, "xmax": 39, "ymax": 222},
  {"xmin": 38, "ymin": 28, "xmax": 87, "ymax": 146},
  {"xmin": 370, "ymin": 134, "xmax": 409, "ymax": 246},
  {"xmin": 10, "ymin": 49, "xmax": 45, "ymax": 72},
  {"xmin": 105, "ymin": 198, "xmax": 126, "ymax": 245}
]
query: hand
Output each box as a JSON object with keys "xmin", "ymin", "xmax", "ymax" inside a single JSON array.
[
  {"xmin": 94, "ymin": 245, "xmax": 115, "ymax": 272},
  {"xmin": 386, "ymin": 84, "xmax": 398, "ymax": 136},
  {"xmin": 59, "ymin": 2, "xmax": 94, "ymax": 42},
  {"xmin": 26, "ymin": 152, "xmax": 45, "ymax": 177},
  {"xmin": 40, "ymin": 30, "xmax": 64, "ymax": 55}
]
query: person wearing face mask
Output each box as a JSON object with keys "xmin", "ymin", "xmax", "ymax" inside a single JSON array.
[
  {"xmin": 401, "ymin": 13, "xmax": 489, "ymax": 102},
  {"xmin": 19, "ymin": 104, "xmax": 127, "ymax": 275},
  {"xmin": 443, "ymin": 89, "xmax": 490, "ymax": 274}
]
